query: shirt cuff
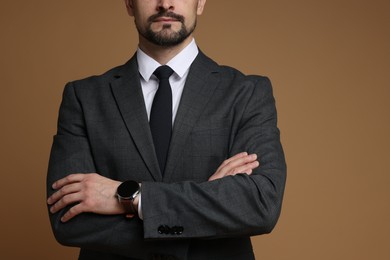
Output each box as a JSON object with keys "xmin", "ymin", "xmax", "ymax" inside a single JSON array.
[{"xmin": 137, "ymin": 192, "xmax": 143, "ymax": 220}]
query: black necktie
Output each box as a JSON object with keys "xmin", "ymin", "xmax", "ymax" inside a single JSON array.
[{"xmin": 150, "ymin": 65, "xmax": 174, "ymax": 174}]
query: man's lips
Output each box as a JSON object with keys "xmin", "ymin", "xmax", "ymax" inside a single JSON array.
[{"xmin": 154, "ymin": 17, "xmax": 179, "ymax": 22}]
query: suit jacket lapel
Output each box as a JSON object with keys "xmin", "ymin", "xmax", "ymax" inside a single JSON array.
[
  {"xmin": 110, "ymin": 56, "xmax": 162, "ymax": 181},
  {"xmin": 164, "ymin": 52, "xmax": 221, "ymax": 181}
]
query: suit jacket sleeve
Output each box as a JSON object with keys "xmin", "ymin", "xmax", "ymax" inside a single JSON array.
[
  {"xmin": 141, "ymin": 76, "xmax": 287, "ymax": 239},
  {"xmin": 47, "ymin": 82, "xmax": 188, "ymax": 258},
  {"xmin": 47, "ymin": 63, "xmax": 286, "ymax": 257}
]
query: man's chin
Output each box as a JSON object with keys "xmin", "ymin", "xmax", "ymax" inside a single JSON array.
[
  {"xmin": 157, "ymin": 30, "xmax": 181, "ymax": 39},
  {"xmin": 156, "ymin": 26, "xmax": 182, "ymax": 36},
  {"xmin": 140, "ymin": 23, "xmax": 193, "ymax": 47}
]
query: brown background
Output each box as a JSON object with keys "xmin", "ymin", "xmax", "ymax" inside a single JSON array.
[{"xmin": 1, "ymin": 0, "xmax": 389, "ymax": 259}]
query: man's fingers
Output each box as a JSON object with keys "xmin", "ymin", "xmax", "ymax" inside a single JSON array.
[
  {"xmin": 209, "ymin": 153, "xmax": 259, "ymax": 181},
  {"xmin": 52, "ymin": 173, "xmax": 86, "ymax": 189},
  {"xmin": 47, "ymin": 183, "xmax": 82, "ymax": 205},
  {"xmin": 61, "ymin": 204, "xmax": 85, "ymax": 222},
  {"xmin": 212, "ymin": 153, "xmax": 249, "ymax": 180},
  {"xmin": 219, "ymin": 154, "xmax": 257, "ymax": 175},
  {"xmin": 232, "ymin": 161, "xmax": 259, "ymax": 175},
  {"xmin": 217, "ymin": 152, "xmax": 248, "ymax": 169},
  {"xmin": 50, "ymin": 192, "xmax": 83, "ymax": 214}
]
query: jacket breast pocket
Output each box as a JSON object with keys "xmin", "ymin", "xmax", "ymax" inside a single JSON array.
[{"xmin": 189, "ymin": 119, "xmax": 231, "ymax": 157}]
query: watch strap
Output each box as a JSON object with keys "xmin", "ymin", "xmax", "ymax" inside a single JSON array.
[{"xmin": 120, "ymin": 197, "xmax": 137, "ymax": 214}]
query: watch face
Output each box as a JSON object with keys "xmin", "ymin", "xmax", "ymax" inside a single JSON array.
[{"xmin": 117, "ymin": 180, "xmax": 139, "ymax": 198}]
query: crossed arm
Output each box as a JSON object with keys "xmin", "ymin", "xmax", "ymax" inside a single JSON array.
[
  {"xmin": 47, "ymin": 152, "xmax": 259, "ymax": 222},
  {"xmin": 46, "ymin": 76, "xmax": 286, "ymax": 256}
]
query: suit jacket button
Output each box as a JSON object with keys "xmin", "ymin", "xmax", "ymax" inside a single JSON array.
[
  {"xmin": 178, "ymin": 226, "xmax": 184, "ymax": 235},
  {"xmin": 171, "ymin": 226, "xmax": 178, "ymax": 235},
  {"xmin": 163, "ymin": 225, "xmax": 170, "ymax": 234},
  {"xmin": 158, "ymin": 225, "xmax": 165, "ymax": 234}
]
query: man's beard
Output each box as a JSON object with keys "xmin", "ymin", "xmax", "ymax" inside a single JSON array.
[{"xmin": 136, "ymin": 11, "xmax": 196, "ymax": 47}]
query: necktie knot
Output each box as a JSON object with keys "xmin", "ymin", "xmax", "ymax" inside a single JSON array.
[{"xmin": 154, "ymin": 65, "xmax": 174, "ymax": 80}]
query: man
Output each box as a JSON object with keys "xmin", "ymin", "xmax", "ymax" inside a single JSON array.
[{"xmin": 47, "ymin": 0, "xmax": 286, "ymax": 259}]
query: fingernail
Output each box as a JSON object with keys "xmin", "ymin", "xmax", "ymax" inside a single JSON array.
[
  {"xmin": 251, "ymin": 154, "xmax": 257, "ymax": 159},
  {"xmin": 52, "ymin": 183, "xmax": 57, "ymax": 189}
]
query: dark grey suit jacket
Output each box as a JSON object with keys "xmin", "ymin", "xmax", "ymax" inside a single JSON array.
[{"xmin": 47, "ymin": 51, "xmax": 286, "ymax": 260}]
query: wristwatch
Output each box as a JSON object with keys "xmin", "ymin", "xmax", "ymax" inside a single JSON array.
[{"xmin": 116, "ymin": 180, "xmax": 140, "ymax": 214}]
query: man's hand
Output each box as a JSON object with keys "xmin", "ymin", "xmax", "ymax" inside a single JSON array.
[
  {"xmin": 208, "ymin": 152, "xmax": 259, "ymax": 181},
  {"xmin": 47, "ymin": 173, "xmax": 124, "ymax": 222},
  {"xmin": 47, "ymin": 154, "xmax": 258, "ymax": 221}
]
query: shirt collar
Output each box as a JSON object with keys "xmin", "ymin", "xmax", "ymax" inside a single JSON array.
[{"xmin": 137, "ymin": 38, "xmax": 199, "ymax": 82}]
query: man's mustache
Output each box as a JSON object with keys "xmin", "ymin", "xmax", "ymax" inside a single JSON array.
[{"xmin": 148, "ymin": 11, "xmax": 185, "ymax": 23}]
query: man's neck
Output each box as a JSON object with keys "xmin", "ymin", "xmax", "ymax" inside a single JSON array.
[{"xmin": 138, "ymin": 35, "xmax": 194, "ymax": 65}]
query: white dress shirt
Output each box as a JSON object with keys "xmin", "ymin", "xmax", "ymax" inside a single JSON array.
[
  {"xmin": 135, "ymin": 39, "xmax": 199, "ymax": 219},
  {"xmin": 137, "ymin": 38, "xmax": 199, "ymax": 124}
]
